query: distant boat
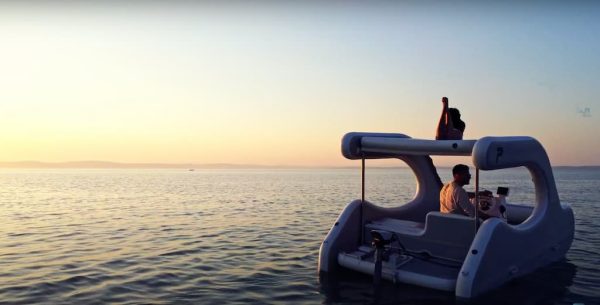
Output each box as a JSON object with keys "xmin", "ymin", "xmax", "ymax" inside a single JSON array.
[
  {"xmin": 188, "ymin": 169, "xmax": 195, "ymax": 171},
  {"xmin": 318, "ymin": 132, "xmax": 574, "ymax": 299}
]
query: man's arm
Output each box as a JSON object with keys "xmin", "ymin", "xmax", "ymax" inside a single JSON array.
[
  {"xmin": 436, "ymin": 97, "xmax": 449, "ymax": 140},
  {"xmin": 456, "ymin": 188, "xmax": 475, "ymax": 217}
]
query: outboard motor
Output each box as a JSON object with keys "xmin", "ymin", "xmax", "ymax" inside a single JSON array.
[{"xmin": 371, "ymin": 230, "xmax": 393, "ymax": 289}]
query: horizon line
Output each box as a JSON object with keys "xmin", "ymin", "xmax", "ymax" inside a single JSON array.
[{"xmin": 1, "ymin": 160, "xmax": 599, "ymax": 169}]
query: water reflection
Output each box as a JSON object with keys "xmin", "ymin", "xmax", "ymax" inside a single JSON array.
[{"xmin": 319, "ymin": 260, "xmax": 577, "ymax": 305}]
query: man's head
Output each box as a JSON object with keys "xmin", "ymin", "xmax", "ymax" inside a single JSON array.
[{"xmin": 452, "ymin": 164, "xmax": 471, "ymax": 186}]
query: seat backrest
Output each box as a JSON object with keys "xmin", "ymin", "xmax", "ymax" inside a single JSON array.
[
  {"xmin": 364, "ymin": 212, "xmax": 477, "ymax": 262},
  {"xmin": 423, "ymin": 211, "xmax": 476, "ymax": 244},
  {"xmin": 417, "ymin": 211, "xmax": 476, "ymax": 261}
]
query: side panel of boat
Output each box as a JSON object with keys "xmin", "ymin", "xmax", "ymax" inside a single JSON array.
[
  {"xmin": 504, "ymin": 203, "xmax": 534, "ymax": 224},
  {"xmin": 456, "ymin": 205, "xmax": 574, "ymax": 298},
  {"xmin": 457, "ymin": 136, "xmax": 575, "ymax": 298},
  {"xmin": 318, "ymin": 199, "xmax": 362, "ymax": 273}
]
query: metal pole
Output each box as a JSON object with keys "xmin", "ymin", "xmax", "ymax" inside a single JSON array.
[
  {"xmin": 361, "ymin": 157, "xmax": 365, "ymax": 203},
  {"xmin": 475, "ymin": 167, "xmax": 480, "ymax": 231},
  {"xmin": 360, "ymin": 156, "xmax": 365, "ymax": 245}
]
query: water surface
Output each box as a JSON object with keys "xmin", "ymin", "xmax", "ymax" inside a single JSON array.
[{"xmin": 0, "ymin": 168, "xmax": 598, "ymax": 304}]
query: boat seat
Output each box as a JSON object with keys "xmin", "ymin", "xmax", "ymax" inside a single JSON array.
[
  {"xmin": 367, "ymin": 218, "xmax": 425, "ymax": 236},
  {"xmin": 365, "ymin": 212, "xmax": 476, "ymax": 262}
]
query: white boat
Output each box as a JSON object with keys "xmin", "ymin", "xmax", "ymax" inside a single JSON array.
[{"xmin": 318, "ymin": 132, "xmax": 574, "ymax": 299}]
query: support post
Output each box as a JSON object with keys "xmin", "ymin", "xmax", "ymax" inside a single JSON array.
[
  {"xmin": 475, "ymin": 167, "xmax": 480, "ymax": 231},
  {"xmin": 360, "ymin": 157, "xmax": 366, "ymax": 245},
  {"xmin": 361, "ymin": 157, "xmax": 365, "ymax": 203}
]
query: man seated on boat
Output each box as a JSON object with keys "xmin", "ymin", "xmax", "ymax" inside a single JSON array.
[
  {"xmin": 440, "ymin": 164, "xmax": 505, "ymax": 220},
  {"xmin": 440, "ymin": 164, "xmax": 476, "ymax": 217}
]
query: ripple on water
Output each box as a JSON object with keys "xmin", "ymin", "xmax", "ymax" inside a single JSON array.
[{"xmin": 99, "ymin": 258, "xmax": 137, "ymax": 270}]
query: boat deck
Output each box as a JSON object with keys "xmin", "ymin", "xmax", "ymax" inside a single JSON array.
[{"xmin": 338, "ymin": 244, "xmax": 461, "ymax": 291}]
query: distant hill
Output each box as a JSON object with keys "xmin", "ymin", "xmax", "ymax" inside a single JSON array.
[{"xmin": 0, "ymin": 161, "xmax": 285, "ymax": 169}]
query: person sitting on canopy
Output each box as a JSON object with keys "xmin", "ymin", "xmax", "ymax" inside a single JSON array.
[{"xmin": 436, "ymin": 97, "xmax": 465, "ymax": 140}]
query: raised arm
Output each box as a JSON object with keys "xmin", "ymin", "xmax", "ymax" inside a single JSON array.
[{"xmin": 436, "ymin": 97, "xmax": 450, "ymax": 140}]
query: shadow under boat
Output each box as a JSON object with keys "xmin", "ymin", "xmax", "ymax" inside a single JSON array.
[{"xmin": 319, "ymin": 260, "xmax": 577, "ymax": 305}]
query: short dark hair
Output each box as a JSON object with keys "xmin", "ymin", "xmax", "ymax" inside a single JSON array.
[{"xmin": 452, "ymin": 164, "xmax": 469, "ymax": 175}]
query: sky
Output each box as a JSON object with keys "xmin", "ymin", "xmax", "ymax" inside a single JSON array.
[{"xmin": 1, "ymin": 1, "xmax": 599, "ymax": 167}]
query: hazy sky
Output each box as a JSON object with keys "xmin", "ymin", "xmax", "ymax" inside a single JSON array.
[{"xmin": 1, "ymin": 1, "xmax": 599, "ymax": 166}]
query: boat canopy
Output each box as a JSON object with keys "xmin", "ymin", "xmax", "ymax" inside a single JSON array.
[
  {"xmin": 342, "ymin": 132, "xmax": 477, "ymax": 159},
  {"xmin": 341, "ymin": 131, "xmax": 562, "ymax": 218},
  {"xmin": 360, "ymin": 137, "xmax": 476, "ymax": 156}
]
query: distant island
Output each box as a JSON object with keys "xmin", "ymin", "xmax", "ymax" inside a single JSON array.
[{"xmin": 0, "ymin": 161, "xmax": 288, "ymax": 169}]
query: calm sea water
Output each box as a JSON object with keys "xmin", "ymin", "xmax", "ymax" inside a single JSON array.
[{"xmin": 0, "ymin": 168, "xmax": 598, "ymax": 305}]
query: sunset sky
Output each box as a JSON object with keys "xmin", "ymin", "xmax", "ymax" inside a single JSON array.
[{"xmin": 1, "ymin": 2, "xmax": 599, "ymax": 167}]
